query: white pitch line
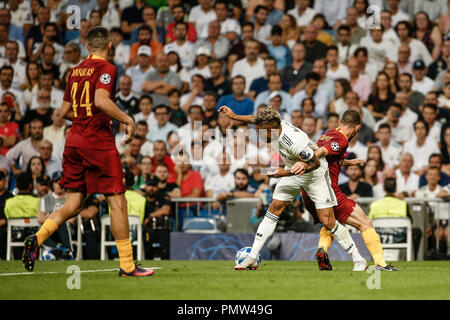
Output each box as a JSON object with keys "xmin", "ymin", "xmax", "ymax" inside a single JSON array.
[{"xmin": 0, "ymin": 267, "xmax": 162, "ymax": 277}]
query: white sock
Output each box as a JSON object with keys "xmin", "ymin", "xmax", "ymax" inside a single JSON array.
[
  {"xmin": 249, "ymin": 211, "xmax": 279, "ymax": 259},
  {"xmin": 330, "ymin": 221, "xmax": 364, "ymax": 262}
]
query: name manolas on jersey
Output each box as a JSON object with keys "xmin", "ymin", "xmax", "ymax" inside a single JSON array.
[{"xmin": 63, "ymin": 54, "xmax": 118, "ymax": 150}]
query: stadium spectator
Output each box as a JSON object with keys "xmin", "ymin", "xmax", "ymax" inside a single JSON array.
[
  {"xmin": 0, "ymin": 65, "xmax": 26, "ymax": 117},
  {"xmin": 164, "ymin": 22, "xmax": 195, "ymax": 69},
  {"xmin": 374, "ymin": 103, "xmax": 410, "ymax": 145},
  {"xmin": 249, "ymin": 56, "xmax": 289, "ymax": 99},
  {"xmin": 328, "ymin": 78, "xmax": 352, "ymax": 117},
  {"xmin": 125, "ymin": 45, "xmax": 153, "ymax": 96},
  {"xmin": 151, "ymin": 140, "xmax": 178, "ymax": 184},
  {"xmin": 188, "ymin": 0, "xmax": 216, "ymax": 39},
  {"xmin": 253, "ymin": 5, "xmax": 272, "ymax": 46},
  {"xmin": 165, "ymin": 4, "xmax": 197, "ymax": 44},
  {"xmin": 353, "ymin": 47, "xmax": 378, "ymax": 83},
  {"xmin": 1, "ymin": 40, "xmax": 25, "ymax": 90},
  {"xmin": 115, "ymin": 75, "xmax": 140, "ymax": 116},
  {"xmin": 24, "ymin": 89, "xmax": 54, "ymax": 138},
  {"xmin": 203, "ymin": 91, "xmax": 219, "ymax": 127},
  {"xmin": 398, "ymin": 73, "xmax": 425, "ymax": 114},
  {"xmin": 312, "ymin": 58, "xmax": 334, "ymax": 102},
  {"xmin": 388, "ymin": 0, "xmax": 410, "ymax": 26},
  {"xmin": 347, "ymin": 56, "xmax": 372, "ymax": 104},
  {"xmin": 217, "ymin": 76, "xmax": 254, "ymax": 116},
  {"xmin": 129, "ymin": 25, "xmax": 163, "ymax": 66},
  {"xmin": 227, "ymin": 21, "xmax": 268, "ymax": 75},
  {"xmin": 267, "ymin": 25, "xmax": 291, "ymax": 71},
  {"xmin": 143, "ymin": 173, "xmax": 172, "ymax": 260},
  {"xmin": 301, "ymin": 115, "xmax": 320, "ymax": 142},
  {"xmin": 441, "ymin": 125, "xmax": 450, "ymax": 175},
  {"xmin": 395, "ymin": 21, "xmax": 433, "ymax": 66},
  {"xmin": 420, "ymin": 103, "xmax": 442, "ymax": 143},
  {"xmin": 345, "ymin": 5, "xmax": 367, "ymax": 44},
  {"xmin": 418, "ymin": 154, "xmax": 450, "ymax": 188},
  {"xmin": 0, "ymin": 169, "xmax": 12, "ymax": 259},
  {"xmin": 0, "ymin": 102, "xmax": 19, "ymax": 156},
  {"xmin": 395, "ymin": 152, "xmax": 420, "ymax": 198},
  {"xmin": 397, "ymin": 44, "xmax": 414, "ymax": 76},
  {"xmin": 326, "ymin": 46, "xmax": 350, "ymax": 81},
  {"xmin": 154, "ymin": 163, "xmax": 181, "ymax": 198},
  {"xmin": 231, "ymin": 39, "xmax": 265, "ymax": 94},
  {"xmin": 402, "ymin": 119, "xmax": 441, "ymax": 175},
  {"xmin": 67, "ymin": 20, "xmax": 89, "ymax": 59},
  {"xmin": 175, "ymin": 151, "xmax": 204, "ymax": 200},
  {"xmin": 254, "ymin": 73, "xmax": 292, "ymax": 116},
  {"xmin": 213, "ymin": 0, "xmax": 241, "ymax": 44},
  {"xmin": 147, "ymin": 105, "xmax": 178, "ymax": 143},
  {"xmin": 204, "ymin": 59, "xmax": 231, "ymax": 98},
  {"xmin": 180, "ymin": 74, "xmax": 206, "ymax": 112},
  {"xmin": 427, "ymin": 37, "xmax": 450, "ymax": 80},
  {"xmin": 411, "ymin": 59, "xmax": 434, "ymax": 96},
  {"xmin": 38, "ymin": 140, "xmax": 61, "ymax": 178},
  {"xmin": 25, "ymin": 155, "xmax": 45, "ymax": 195},
  {"xmin": 110, "ymin": 28, "xmax": 130, "ymax": 68},
  {"xmin": 279, "ymin": 14, "xmax": 301, "ymax": 49},
  {"xmin": 6, "ymin": 118, "xmax": 43, "ymax": 175},
  {"xmin": 292, "ymin": 72, "xmax": 328, "ymax": 121},
  {"xmin": 205, "ymin": 152, "xmax": 235, "ymax": 209},
  {"xmin": 360, "ymin": 27, "xmax": 397, "ymax": 74},
  {"xmin": 339, "ymin": 164, "xmax": 373, "ymax": 200},
  {"xmin": 362, "ymin": 158, "xmax": 385, "ymax": 198},
  {"xmin": 301, "ymin": 24, "xmax": 327, "ymax": 65},
  {"xmin": 287, "ymin": 0, "xmax": 316, "ymax": 29},
  {"xmin": 167, "ymin": 88, "xmax": 187, "ymax": 127},
  {"xmin": 367, "ymin": 72, "xmax": 396, "ymax": 121},
  {"xmin": 335, "ymin": 25, "xmax": 358, "ymax": 64},
  {"xmin": 130, "ymin": 5, "xmax": 164, "ymax": 45},
  {"xmin": 375, "ymin": 123, "xmax": 402, "ymax": 170},
  {"xmin": 142, "ymin": 53, "xmax": 182, "ymax": 107}
]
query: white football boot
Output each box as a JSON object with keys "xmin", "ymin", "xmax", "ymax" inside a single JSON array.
[
  {"xmin": 234, "ymin": 256, "xmax": 258, "ymax": 270},
  {"xmin": 352, "ymin": 258, "xmax": 368, "ymax": 271}
]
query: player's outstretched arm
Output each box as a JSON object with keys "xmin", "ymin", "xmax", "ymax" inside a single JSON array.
[
  {"xmin": 95, "ymin": 88, "xmax": 135, "ymax": 144},
  {"xmin": 218, "ymin": 105, "xmax": 256, "ymax": 124},
  {"xmin": 342, "ymin": 159, "xmax": 366, "ymax": 166}
]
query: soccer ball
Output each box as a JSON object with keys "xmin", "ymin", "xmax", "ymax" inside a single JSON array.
[
  {"xmin": 235, "ymin": 247, "xmax": 261, "ymax": 266},
  {"xmin": 42, "ymin": 248, "xmax": 56, "ymax": 261}
]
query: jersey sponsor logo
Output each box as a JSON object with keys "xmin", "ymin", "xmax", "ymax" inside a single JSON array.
[
  {"xmin": 100, "ymin": 73, "xmax": 112, "ymax": 84},
  {"xmin": 331, "ymin": 142, "xmax": 340, "ymax": 151}
]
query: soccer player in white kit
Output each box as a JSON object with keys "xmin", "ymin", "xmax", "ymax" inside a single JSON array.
[{"xmin": 218, "ymin": 106, "xmax": 363, "ymax": 270}]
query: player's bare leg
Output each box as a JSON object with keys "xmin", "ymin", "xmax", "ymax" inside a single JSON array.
[
  {"xmin": 23, "ymin": 191, "xmax": 85, "ymax": 272},
  {"xmin": 106, "ymin": 193, "xmax": 154, "ymax": 277},
  {"xmin": 344, "ymin": 205, "xmax": 398, "ymax": 271},
  {"xmin": 235, "ymin": 199, "xmax": 290, "ymax": 270},
  {"xmin": 316, "ymin": 207, "xmax": 366, "ymax": 270}
]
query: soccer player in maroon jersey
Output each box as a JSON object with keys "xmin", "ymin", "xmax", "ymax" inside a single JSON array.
[
  {"xmin": 301, "ymin": 110, "xmax": 398, "ymax": 271},
  {"xmin": 22, "ymin": 27, "xmax": 154, "ymax": 277}
]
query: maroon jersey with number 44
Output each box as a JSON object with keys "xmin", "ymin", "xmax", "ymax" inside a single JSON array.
[
  {"xmin": 63, "ymin": 54, "xmax": 117, "ymax": 150},
  {"xmin": 316, "ymin": 129, "xmax": 349, "ymax": 193}
]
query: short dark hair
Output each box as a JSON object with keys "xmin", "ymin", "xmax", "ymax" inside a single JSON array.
[
  {"xmin": 139, "ymin": 94, "xmax": 153, "ymax": 105},
  {"xmin": 305, "ymin": 72, "xmax": 321, "ymax": 82},
  {"xmin": 327, "ymin": 112, "xmax": 339, "ymax": 120},
  {"xmin": 234, "ymin": 168, "xmax": 249, "ymax": 179},
  {"xmin": 254, "ymin": 5, "xmax": 268, "ymax": 14},
  {"xmin": 136, "ymin": 120, "xmax": 148, "ymax": 128},
  {"xmin": 383, "ymin": 177, "xmax": 397, "ymax": 194},
  {"xmin": 341, "ymin": 110, "xmax": 361, "ymax": 127},
  {"xmin": 15, "ymin": 173, "xmax": 32, "ymax": 192},
  {"xmin": 423, "ymin": 103, "xmax": 438, "ymax": 113},
  {"xmin": 271, "ymin": 25, "xmax": 282, "ymax": 36},
  {"xmin": 354, "ymin": 47, "xmax": 368, "ymax": 57},
  {"xmin": 327, "ymin": 45, "xmax": 338, "ymax": 54},
  {"xmin": 414, "ymin": 119, "xmax": 429, "ymax": 135},
  {"xmin": 154, "ymin": 104, "xmax": 170, "ymax": 113},
  {"xmin": 337, "ymin": 25, "xmax": 350, "ymax": 33},
  {"xmin": 378, "ymin": 123, "xmax": 391, "ymax": 132}
]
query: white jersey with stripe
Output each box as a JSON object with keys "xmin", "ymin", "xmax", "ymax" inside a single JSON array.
[{"xmin": 276, "ymin": 120, "xmax": 318, "ymax": 169}]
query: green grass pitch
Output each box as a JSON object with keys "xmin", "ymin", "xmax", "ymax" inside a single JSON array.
[{"xmin": 0, "ymin": 260, "xmax": 449, "ymax": 300}]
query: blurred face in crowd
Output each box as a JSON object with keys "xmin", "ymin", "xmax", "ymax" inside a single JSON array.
[
  {"xmin": 138, "ymin": 52, "xmax": 151, "ymax": 69},
  {"xmin": 242, "ymin": 24, "xmax": 254, "ymax": 41},
  {"xmin": 380, "ymin": 11, "xmax": 392, "ymax": 29},
  {"xmin": 172, "ymin": 6, "xmax": 185, "ymax": 22},
  {"xmin": 364, "ymin": 159, "xmax": 378, "ymax": 179},
  {"xmin": 138, "ymin": 29, "xmax": 151, "ymax": 44},
  {"xmin": 168, "ymin": 91, "xmax": 180, "ymax": 106},
  {"xmin": 429, "ymin": 156, "xmax": 442, "ymax": 169},
  {"xmin": 377, "ymin": 127, "xmax": 391, "ymax": 144},
  {"xmin": 129, "ymin": 139, "xmax": 143, "ymax": 157},
  {"xmin": 414, "ymin": 121, "xmax": 428, "ymax": 140},
  {"xmin": 345, "ymin": 7, "xmax": 358, "ymax": 26},
  {"xmin": 203, "ymin": 94, "xmax": 217, "ymax": 111},
  {"xmin": 155, "ymin": 54, "xmax": 170, "ymax": 73},
  {"xmin": 154, "ymin": 107, "xmax": 170, "ymax": 126},
  {"xmin": 422, "ymin": 106, "xmax": 437, "ymax": 125},
  {"xmin": 399, "ymin": 153, "xmax": 414, "ymax": 172},
  {"xmin": 119, "ymin": 76, "xmax": 132, "ymax": 96},
  {"xmin": 347, "ymin": 57, "xmax": 360, "ymax": 78},
  {"xmin": 290, "ymin": 110, "xmax": 303, "ymax": 128},
  {"xmin": 397, "ymin": 45, "xmax": 411, "ymax": 63},
  {"xmin": 136, "ymin": 123, "xmax": 148, "ymax": 138},
  {"xmin": 413, "ymin": 67, "xmax": 426, "ymax": 81},
  {"xmin": 337, "ymin": 27, "xmax": 350, "ymax": 45},
  {"xmin": 139, "ymin": 97, "xmax": 152, "ymax": 115},
  {"xmin": 376, "ymin": 73, "xmax": 389, "ymax": 90},
  {"xmin": 208, "ymin": 20, "xmax": 221, "ymax": 39},
  {"xmin": 269, "ymin": 95, "xmax": 282, "ymax": 111},
  {"xmin": 209, "ymin": 60, "xmax": 222, "ymax": 79},
  {"xmin": 296, "ymin": 0, "xmax": 310, "ymax": 11},
  {"xmin": 326, "ymin": 48, "xmax": 338, "ymax": 66},
  {"xmin": 174, "ymin": 23, "xmax": 188, "ymax": 41},
  {"xmin": 191, "ymin": 75, "xmax": 204, "ymax": 93},
  {"xmin": 40, "ymin": 73, "xmax": 53, "ymax": 90},
  {"xmin": 218, "ymin": 153, "xmax": 231, "ymax": 173},
  {"xmin": 231, "ymin": 77, "xmax": 246, "ymax": 96},
  {"xmin": 214, "ymin": 2, "xmax": 228, "ymax": 21},
  {"xmin": 245, "ymin": 40, "xmax": 259, "ymax": 61},
  {"xmin": 301, "ymin": 117, "xmax": 316, "ymax": 137},
  {"xmin": 327, "ymin": 116, "xmax": 339, "ymax": 130},
  {"xmin": 30, "ymin": 121, "xmax": 43, "ymax": 141},
  {"xmin": 442, "ymin": 39, "xmax": 450, "ymax": 58},
  {"xmin": 199, "ymin": 0, "xmax": 212, "ymax": 10},
  {"xmin": 398, "ymin": 74, "xmax": 412, "ymax": 92},
  {"xmin": 346, "ymin": 92, "xmax": 360, "ymax": 108},
  {"xmin": 30, "ymin": 157, "xmax": 43, "ymax": 176},
  {"xmin": 425, "ymin": 168, "xmax": 441, "ymax": 187},
  {"xmin": 396, "ymin": 22, "xmax": 409, "ymax": 41},
  {"xmin": 346, "ymin": 165, "xmax": 362, "ymax": 182},
  {"xmin": 188, "ymin": 106, "xmax": 204, "ymax": 122},
  {"xmin": 234, "ymin": 171, "xmax": 249, "ymax": 190},
  {"xmin": 395, "ymin": 91, "xmax": 409, "ymax": 110},
  {"xmin": 0, "ymin": 104, "xmax": 10, "ymax": 123},
  {"xmin": 89, "ymin": 11, "xmax": 101, "ymax": 27},
  {"xmin": 0, "ymin": 25, "xmax": 8, "ymax": 43},
  {"xmin": 313, "ymin": 59, "xmax": 327, "ymax": 78},
  {"xmin": 37, "ymin": 90, "xmax": 51, "ymax": 109},
  {"xmin": 80, "ymin": 20, "xmax": 90, "ymax": 39},
  {"xmin": 268, "ymin": 74, "xmax": 282, "ymax": 92},
  {"xmin": 264, "ymin": 58, "xmax": 277, "ymax": 75},
  {"xmin": 39, "ymin": 141, "xmax": 52, "ymax": 161},
  {"xmin": 42, "ymin": 45, "xmax": 55, "ymax": 65},
  {"xmin": 37, "ymin": 7, "xmax": 50, "ymax": 25},
  {"xmin": 142, "ymin": 6, "xmax": 156, "ymax": 23},
  {"xmin": 5, "ymin": 42, "xmax": 19, "ymax": 61},
  {"xmin": 424, "ymin": 92, "xmax": 439, "ymax": 105},
  {"xmin": 0, "ymin": 67, "xmax": 13, "ymax": 89},
  {"xmin": 254, "ymin": 7, "xmax": 268, "ymax": 25},
  {"xmin": 303, "ymin": 25, "xmax": 317, "ymax": 43},
  {"xmin": 305, "ymin": 78, "xmax": 319, "ymax": 96},
  {"xmin": 153, "ymin": 141, "xmax": 167, "ymax": 162},
  {"xmin": 155, "ymin": 164, "xmax": 169, "ymax": 182},
  {"xmin": 110, "ymin": 31, "xmax": 123, "ymax": 47},
  {"xmin": 302, "ymin": 98, "xmax": 315, "ymax": 114}
]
